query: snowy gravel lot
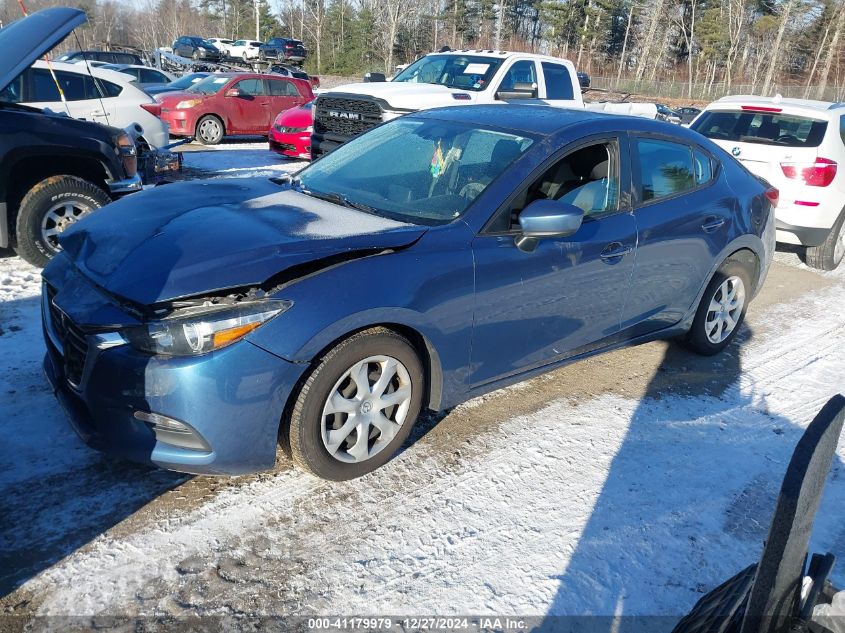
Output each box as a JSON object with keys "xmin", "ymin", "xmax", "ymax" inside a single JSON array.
[{"xmin": 1, "ymin": 141, "xmax": 844, "ymax": 628}]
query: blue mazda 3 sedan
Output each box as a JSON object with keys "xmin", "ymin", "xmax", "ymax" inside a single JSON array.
[{"xmin": 42, "ymin": 106, "xmax": 776, "ymax": 479}]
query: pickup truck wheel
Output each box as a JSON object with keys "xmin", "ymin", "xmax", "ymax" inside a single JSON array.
[
  {"xmin": 288, "ymin": 328, "xmax": 424, "ymax": 480},
  {"xmin": 196, "ymin": 115, "xmax": 224, "ymax": 145},
  {"xmin": 14, "ymin": 175, "xmax": 110, "ymax": 267},
  {"xmin": 805, "ymin": 208, "xmax": 845, "ymax": 271}
]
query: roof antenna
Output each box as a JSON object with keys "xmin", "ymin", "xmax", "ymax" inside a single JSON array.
[{"xmin": 16, "ymin": 0, "xmax": 71, "ymax": 117}]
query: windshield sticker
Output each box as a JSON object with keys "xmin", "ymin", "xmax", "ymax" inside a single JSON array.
[
  {"xmin": 430, "ymin": 140, "xmax": 445, "ymax": 178},
  {"xmin": 212, "ymin": 77, "xmax": 228, "ymax": 84},
  {"xmin": 463, "ymin": 63, "xmax": 490, "ymax": 75}
]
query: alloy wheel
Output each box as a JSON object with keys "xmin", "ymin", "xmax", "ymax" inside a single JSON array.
[
  {"xmin": 320, "ymin": 355, "xmax": 412, "ymax": 464},
  {"xmin": 705, "ymin": 275, "xmax": 745, "ymax": 344},
  {"xmin": 40, "ymin": 200, "xmax": 94, "ymax": 253}
]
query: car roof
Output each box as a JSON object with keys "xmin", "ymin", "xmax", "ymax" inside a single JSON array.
[
  {"xmin": 430, "ymin": 50, "xmax": 574, "ymax": 63},
  {"xmin": 413, "ymin": 104, "xmax": 711, "ymax": 141},
  {"xmin": 31, "ymin": 59, "xmax": 143, "ymax": 85},
  {"xmin": 708, "ymin": 94, "xmax": 845, "ymax": 118}
]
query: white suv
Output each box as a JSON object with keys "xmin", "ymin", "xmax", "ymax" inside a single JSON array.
[
  {"xmin": 8, "ymin": 60, "xmax": 170, "ymax": 148},
  {"xmin": 692, "ymin": 95, "xmax": 845, "ymax": 269}
]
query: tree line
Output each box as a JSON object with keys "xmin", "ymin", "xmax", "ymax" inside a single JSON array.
[{"xmin": 3, "ymin": 0, "xmax": 843, "ymax": 100}]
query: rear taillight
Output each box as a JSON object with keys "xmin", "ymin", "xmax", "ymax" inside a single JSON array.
[
  {"xmin": 780, "ymin": 157, "xmax": 837, "ymax": 187},
  {"xmin": 140, "ymin": 103, "xmax": 162, "ymax": 117},
  {"xmin": 764, "ymin": 187, "xmax": 779, "ymax": 208}
]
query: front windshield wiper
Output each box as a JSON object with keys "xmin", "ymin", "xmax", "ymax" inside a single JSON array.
[
  {"xmin": 303, "ymin": 189, "xmax": 382, "ymax": 216},
  {"xmin": 272, "ymin": 176, "xmax": 382, "ymax": 216}
]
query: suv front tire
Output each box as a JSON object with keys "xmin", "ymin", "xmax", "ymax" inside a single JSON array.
[{"xmin": 14, "ymin": 175, "xmax": 111, "ymax": 267}]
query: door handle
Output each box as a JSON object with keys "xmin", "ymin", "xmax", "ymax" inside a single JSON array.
[
  {"xmin": 600, "ymin": 242, "xmax": 633, "ymax": 261},
  {"xmin": 701, "ymin": 217, "xmax": 726, "ymax": 232}
]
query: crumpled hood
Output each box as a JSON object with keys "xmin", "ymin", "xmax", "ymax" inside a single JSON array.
[
  {"xmin": 328, "ymin": 81, "xmax": 479, "ymax": 111},
  {"xmin": 60, "ymin": 178, "xmax": 426, "ymax": 306}
]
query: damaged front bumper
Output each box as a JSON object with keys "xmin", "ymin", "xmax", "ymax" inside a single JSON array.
[{"xmin": 41, "ymin": 255, "xmax": 307, "ymax": 475}]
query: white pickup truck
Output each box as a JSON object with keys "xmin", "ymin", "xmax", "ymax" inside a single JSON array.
[{"xmin": 311, "ymin": 50, "xmax": 657, "ymax": 157}]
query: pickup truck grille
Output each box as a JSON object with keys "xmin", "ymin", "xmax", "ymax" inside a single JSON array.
[
  {"xmin": 314, "ymin": 97, "xmax": 383, "ymax": 139},
  {"xmin": 46, "ymin": 284, "xmax": 89, "ymax": 388}
]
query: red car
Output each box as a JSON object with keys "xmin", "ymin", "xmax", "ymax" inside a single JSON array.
[
  {"xmin": 156, "ymin": 72, "xmax": 313, "ymax": 145},
  {"xmin": 269, "ymin": 100, "xmax": 313, "ymax": 160}
]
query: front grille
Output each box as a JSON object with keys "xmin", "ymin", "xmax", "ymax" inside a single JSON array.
[
  {"xmin": 314, "ymin": 97, "xmax": 382, "ymax": 139},
  {"xmin": 46, "ymin": 284, "xmax": 89, "ymax": 388}
]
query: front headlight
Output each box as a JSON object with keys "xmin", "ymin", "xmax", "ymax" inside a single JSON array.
[
  {"xmin": 124, "ymin": 299, "xmax": 291, "ymax": 356},
  {"xmin": 176, "ymin": 99, "xmax": 202, "ymax": 109},
  {"xmin": 114, "ymin": 132, "xmax": 138, "ymax": 178}
]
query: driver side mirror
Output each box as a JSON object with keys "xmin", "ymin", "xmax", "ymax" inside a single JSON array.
[
  {"xmin": 496, "ymin": 82, "xmax": 538, "ymax": 100},
  {"xmin": 363, "ymin": 72, "xmax": 386, "ymax": 83},
  {"xmin": 224, "ymin": 88, "xmax": 241, "ymax": 98},
  {"xmin": 515, "ymin": 199, "xmax": 584, "ymax": 252}
]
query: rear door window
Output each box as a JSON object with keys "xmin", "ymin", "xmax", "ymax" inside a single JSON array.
[
  {"xmin": 541, "ymin": 62, "xmax": 575, "ymax": 100},
  {"xmin": 267, "ymin": 78, "xmax": 301, "ymax": 96},
  {"xmin": 692, "ymin": 110, "xmax": 827, "ymax": 148},
  {"xmin": 29, "ymin": 69, "xmax": 99, "ymax": 102},
  {"xmin": 635, "ymin": 138, "xmax": 696, "ymax": 203}
]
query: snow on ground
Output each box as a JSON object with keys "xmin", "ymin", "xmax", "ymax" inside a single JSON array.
[
  {"xmin": 179, "ymin": 139, "xmax": 308, "ymax": 179},
  {"xmin": 1, "ymin": 145, "xmax": 844, "ymax": 625}
]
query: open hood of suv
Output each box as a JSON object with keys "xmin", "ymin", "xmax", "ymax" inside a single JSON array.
[{"xmin": 0, "ymin": 7, "xmax": 86, "ymax": 93}]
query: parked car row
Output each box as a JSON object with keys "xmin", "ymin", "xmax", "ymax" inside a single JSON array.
[{"xmin": 171, "ymin": 36, "xmax": 307, "ymax": 66}]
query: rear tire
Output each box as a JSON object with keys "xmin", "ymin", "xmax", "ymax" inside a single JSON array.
[
  {"xmin": 288, "ymin": 328, "xmax": 424, "ymax": 480},
  {"xmin": 683, "ymin": 259, "xmax": 753, "ymax": 356},
  {"xmin": 805, "ymin": 209, "xmax": 845, "ymax": 271},
  {"xmin": 195, "ymin": 115, "xmax": 224, "ymax": 145},
  {"xmin": 14, "ymin": 175, "xmax": 110, "ymax": 267}
]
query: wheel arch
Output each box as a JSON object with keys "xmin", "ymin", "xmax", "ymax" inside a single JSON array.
[{"xmin": 303, "ymin": 322, "xmax": 444, "ymax": 412}]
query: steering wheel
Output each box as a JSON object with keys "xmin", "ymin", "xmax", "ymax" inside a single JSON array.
[
  {"xmin": 776, "ymin": 134, "xmax": 799, "ymax": 144},
  {"xmin": 459, "ymin": 181, "xmax": 486, "ymax": 200}
]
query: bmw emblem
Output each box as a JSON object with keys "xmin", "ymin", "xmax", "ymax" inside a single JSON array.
[{"xmin": 731, "ymin": 147, "xmax": 741, "ymax": 157}]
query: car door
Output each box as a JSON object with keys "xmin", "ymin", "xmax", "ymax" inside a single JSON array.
[
  {"xmin": 620, "ymin": 135, "xmax": 731, "ymax": 337},
  {"xmin": 494, "ymin": 59, "xmax": 542, "ymax": 104},
  {"xmin": 226, "ymin": 78, "xmax": 269, "ymax": 133},
  {"xmin": 470, "ymin": 136, "xmax": 638, "ymax": 387},
  {"xmin": 265, "ymin": 77, "xmax": 302, "ymax": 123}
]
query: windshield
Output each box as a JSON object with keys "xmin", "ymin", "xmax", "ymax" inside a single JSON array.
[
  {"xmin": 188, "ymin": 74, "xmax": 231, "ymax": 95},
  {"xmin": 296, "ymin": 117, "xmax": 534, "ymax": 225},
  {"xmin": 171, "ymin": 73, "xmax": 208, "ymax": 89},
  {"xmin": 392, "ymin": 54, "xmax": 504, "ymax": 92},
  {"xmin": 692, "ymin": 110, "xmax": 828, "ymax": 147}
]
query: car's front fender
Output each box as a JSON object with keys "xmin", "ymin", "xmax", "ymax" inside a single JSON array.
[{"xmin": 246, "ymin": 225, "xmax": 476, "ymax": 410}]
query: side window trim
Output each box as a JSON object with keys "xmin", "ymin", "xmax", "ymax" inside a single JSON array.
[
  {"xmin": 630, "ymin": 133, "xmax": 719, "ymax": 209},
  {"xmin": 480, "ymin": 134, "xmax": 629, "ymax": 236}
]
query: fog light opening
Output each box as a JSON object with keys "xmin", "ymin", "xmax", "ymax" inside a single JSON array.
[{"xmin": 133, "ymin": 410, "xmax": 211, "ymax": 451}]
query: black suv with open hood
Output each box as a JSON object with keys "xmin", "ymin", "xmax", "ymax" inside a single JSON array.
[{"xmin": 0, "ymin": 7, "xmax": 144, "ymax": 267}]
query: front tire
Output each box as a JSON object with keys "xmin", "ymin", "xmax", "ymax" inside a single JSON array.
[
  {"xmin": 195, "ymin": 115, "xmax": 224, "ymax": 145},
  {"xmin": 805, "ymin": 209, "xmax": 845, "ymax": 270},
  {"xmin": 14, "ymin": 175, "xmax": 110, "ymax": 267},
  {"xmin": 289, "ymin": 328, "xmax": 424, "ymax": 480},
  {"xmin": 683, "ymin": 259, "xmax": 753, "ymax": 356}
]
